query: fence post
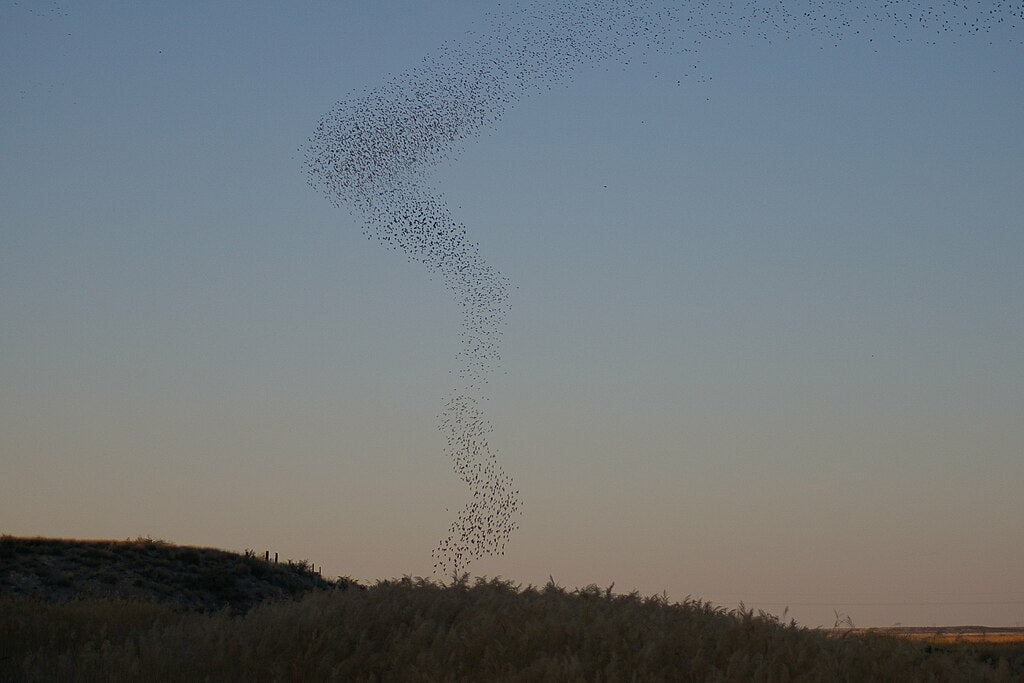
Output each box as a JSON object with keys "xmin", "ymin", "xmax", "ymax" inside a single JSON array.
[
  {"xmin": 264, "ymin": 550, "xmax": 269, "ymax": 561},
  {"xmin": 274, "ymin": 552, "xmax": 278, "ymax": 563}
]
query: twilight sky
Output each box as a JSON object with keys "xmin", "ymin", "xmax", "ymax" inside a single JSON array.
[{"xmin": 2, "ymin": 1, "xmax": 1022, "ymax": 628}]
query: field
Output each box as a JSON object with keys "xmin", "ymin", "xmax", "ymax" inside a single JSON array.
[
  {"xmin": 836, "ymin": 628, "xmax": 1024, "ymax": 646},
  {"xmin": 2, "ymin": 537, "xmax": 1023, "ymax": 681}
]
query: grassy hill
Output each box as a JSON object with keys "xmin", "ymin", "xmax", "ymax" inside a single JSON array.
[
  {"xmin": 0, "ymin": 536, "xmax": 350, "ymax": 613},
  {"xmin": 2, "ymin": 537, "xmax": 1022, "ymax": 681}
]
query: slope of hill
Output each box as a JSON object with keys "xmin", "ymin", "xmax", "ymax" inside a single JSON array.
[
  {"xmin": 0, "ymin": 536, "xmax": 352, "ymax": 613},
  {"xmin": 2, "ymin": 537, "xmax": 1022, "ymax": 680}
]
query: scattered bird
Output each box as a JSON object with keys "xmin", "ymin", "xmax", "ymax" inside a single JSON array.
[{"xmin": 304, "ymin": 0, "xmax": 1022, "ymax": 576}]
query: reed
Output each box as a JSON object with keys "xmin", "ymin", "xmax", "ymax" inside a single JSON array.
[{"xmin": 3, "ymin": 573, "xmax": 1022, "ymax": 681}]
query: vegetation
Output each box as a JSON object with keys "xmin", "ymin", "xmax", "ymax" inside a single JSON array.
[
  {"xmin": 2, "ymin": 537, "xmax": 1022, "ymax": 680},
  {"xmin": 0, "ymin": 535, "xmax": 340, "ymax": 613}
]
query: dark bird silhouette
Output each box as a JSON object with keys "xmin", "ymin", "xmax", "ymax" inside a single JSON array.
[{"xmin": 304, "ymin": 0, "xmax": 1022, "ymax": 576}]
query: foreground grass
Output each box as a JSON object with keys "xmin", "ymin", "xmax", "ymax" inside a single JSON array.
[{"xmin": 3, "ymin": 575, "xmax": 1022, "ymax": 682}]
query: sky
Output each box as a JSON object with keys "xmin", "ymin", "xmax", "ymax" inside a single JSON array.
[{"xmin": 2, "ymin": 1, "xmax": 1022, "ymax": 628}]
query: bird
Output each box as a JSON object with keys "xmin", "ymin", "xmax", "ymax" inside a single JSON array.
[{"xmin": 305, "ymin": 0, "xmax": 1023, "ymax": 577}]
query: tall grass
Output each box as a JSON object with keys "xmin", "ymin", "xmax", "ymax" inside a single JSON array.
[{"xmin": 2, "ymin": 574, "xmax": 1021, "ymax": 681}]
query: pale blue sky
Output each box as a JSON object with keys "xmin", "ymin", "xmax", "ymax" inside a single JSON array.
[{"xmin": 2, "ymin": 1, "xmax": 1022, "ymax": 627}]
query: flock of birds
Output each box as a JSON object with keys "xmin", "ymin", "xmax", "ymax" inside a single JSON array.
[{"xmin": 304, "ymin": 0, "xmax": 1021, "ymax": 575}]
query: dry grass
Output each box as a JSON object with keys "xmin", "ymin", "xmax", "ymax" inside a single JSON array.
[
  {"xmin": 836, "ymin": 629, "xmax": 1024, "ymax": 646},
  {"xmin": 3, "ymin": 537, "xmax": 1022, "ymax": 680},
  {"xmin": 3, "ymin": 574, "xmax": 1023, "ymax": 681},
  {"xmin": 0, "ymin": 535, "xmax": 338, "ymax": 613}
]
